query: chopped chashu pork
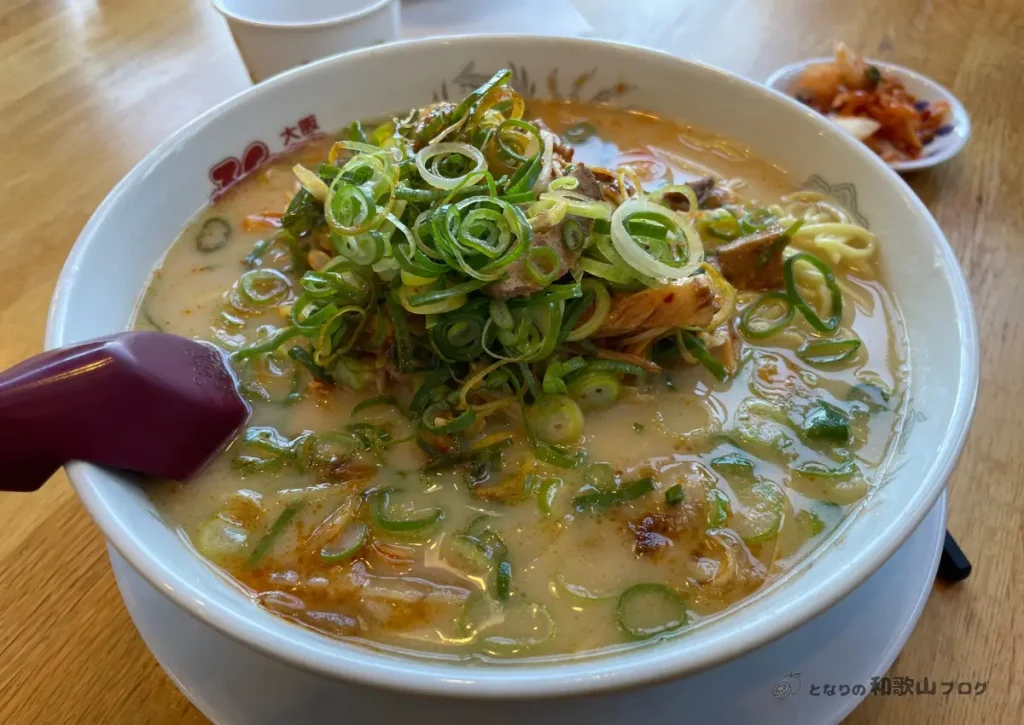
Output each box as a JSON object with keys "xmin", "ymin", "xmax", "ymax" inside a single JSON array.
[
  {"xmin": 659, "ymin": 176, "xmax": 732, "ymax": 211},
  {"xmin": 485, "ymin": 164, "xmax": 603, "ymax": 299},
  {"xmin": 716, "ymin": 222, "xmax": 791, "ymax": 291},
  {"xmin": 594, "ymin": 275, "xmax": 717, "ymax": 338}
]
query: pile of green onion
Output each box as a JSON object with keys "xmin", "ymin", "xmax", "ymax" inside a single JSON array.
[{"xmin": 225, "ymin": 68, "xmax": 746, "ymax": 465}]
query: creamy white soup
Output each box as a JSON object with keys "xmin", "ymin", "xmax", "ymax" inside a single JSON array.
[{"xmin": 138, "ymin": 71, "xmax": 906, "ymax": 662}]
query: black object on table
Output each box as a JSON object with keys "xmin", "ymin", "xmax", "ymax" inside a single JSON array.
[{"xmin": 937, "ymin": 530, "xmax": 972, "ymax": 582}]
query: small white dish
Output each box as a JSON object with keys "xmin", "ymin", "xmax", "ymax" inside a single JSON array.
[
  {"xmin": 765, "ymin": 58, "xmax": 971, "ymax": 173},
  {"xmin": 212, "ymin": 0, "xmax": 399, "ymax": 82}
]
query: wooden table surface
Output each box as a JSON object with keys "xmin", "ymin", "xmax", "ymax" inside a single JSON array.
[{"xmin": 1, "ymin": 0, "xmax": 1021, "ymax": 722}]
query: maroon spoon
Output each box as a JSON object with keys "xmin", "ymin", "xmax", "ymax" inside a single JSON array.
[{"xmin": 0, "ymin": 331, "xmax": 248, "ymax": 492}]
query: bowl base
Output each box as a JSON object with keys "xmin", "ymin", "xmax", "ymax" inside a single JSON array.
[{"xmin": 110, "ymin": 493, "xmax": 945, "ymax": 725}]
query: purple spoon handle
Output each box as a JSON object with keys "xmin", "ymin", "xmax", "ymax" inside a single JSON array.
[{"xmin": 0, "ymin": 332, "xmax": 248, "ymax": 492}]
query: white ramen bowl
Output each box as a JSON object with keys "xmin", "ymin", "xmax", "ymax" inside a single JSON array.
[
  {"xmin": 48, "ymin": 35, "xmax": 978, "ymax": 699},
  {"xmin": 764, "ymin": 58, "xmax": 971, "ymax": 173},
  {"xmin": 212, "ymin": 0, "xmax": 400, "ymax": 82}
]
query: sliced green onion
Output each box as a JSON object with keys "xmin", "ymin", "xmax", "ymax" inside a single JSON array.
[
  {"xmin": 500, "ymin": 191, "xmax": 537, "ymax": 204},
  {"xmin": 518, "ymin": 361, "xmax": 543, "ymax": 400},
  {"xmin": 423, "ymin": 435, "xmax": 514, "ymax": 472},
  {"xmin": 790, "ymin": 461, "xmax": 868, "ymax": 505},
  {"xmin": 459, "ymin": 595, "xmax": 556, "ymax": 655},
  {"xmin": 524, "ymin": 246, "xmax": 560, "ymax": 286},
  {"xmin": 583, "ymin": 462, "xmax": 617, "ymax": 492},
  {"xmin": 247, "ymin": 501, "xmax": 304, "ymax": 568},
  {"xmin": 585, "ymin": 359, "xmax": 645, "ymax": 377},
  {"xmin": 232, "ymin": 425, "xmax": 296, "ymax": 473},
  {"xmin": 332, "ymin": 230, "xmax": 385, "ymax": 266},
  {"xmin": 320, "ymin": 522, "xmax": 369, "ymax": 563},
  {"xmin": 531, "ymin": 439, "xmax": 586, "ymax": 469},
  {"xmin": 800, "ymin": 401, "xmax": 851, "ymax": 444},
  {"xmin": 732, "ymin": 481, "xmax": 785, "ymax": 543},
  {"xmin": 566, "ymin": 370, "xmax": 620, "ymax": 410},
  {"xmin": 680, "ymin": 332, "xmax": 728, "ymax": 382},
  {"xmin": 238, "ymin": 269, "xmax": 291, "ymax": 307},
  {"xmin": 797, "ymin": 509, "xmax": 826, "ymax": 536},
  {"xmin": 740, "ymin": 292, "xmax": 795, "ymax": 339},
  {"xmin": 739, "ymin": 208, "xmax": 776, "ymax": 234},
  {"xmin": 525, "ymin": 394, "xmax": 584, "ymax": 446},
  {"xmin": 794, "ymin": 460, "xmax": 860, "ymax": 482},
  {"xmin": 488, "ymin": 298, "xmax": 515, "ymax": 330},
  {"xmin": 540, "ymin": 189, "xmax": 612, "ymax": 220},
  {"xmin": 578, "ymin": 256, "xmax": 638, "ymax": 285},
  {"xmin": 422, "ymin": 401, "xmax": 476, "ymax": 434},
  {"xmin": 784, "ymin": 253, "xmax": 843, "ymax": 333},
  {"xmin": 232, "ymin": 326, "xmax": 304, "ymax": 362},
  {"xmin": 573, "ymin": 476, "xmax": 655, "ymax": 511},
  {"xmin": 592, "ymin": 217, "xmax": 670, "ymax": 240},
  {"xmin": 616, "ymin": 583, "xmax": 687, "ymax": 640},
  {"xmin": 352, "ymin": 395, "xmax": 399, "ymax": 415},
  {"xmin": 196, "ymin": 217, "xmax": 231, "ymax": 253},
  {"xmin": 707, "ymin": 488, "xmax": 730, "ymax": 527},
  {"xmin": 495, "ymin": 118, "xmax": 543, "ymax": 163},
  {"xmin": 610, "ymin": 199, "xmax": 704, "ymax": 280},
  {"xmin": 399, "ymin": 284, "xmax": 468, "ymax": 314},
  {"xmin": 562, "ymin": 218, "xmax": 586, "ymax": 251},
  {"xmin": 565, "ymin": 279, "xmax": 610, "ymax": 342},
  {"xmin": 505, "ymin": 153, "xmax": 543, "ymax": 195},
  {"xmin": 697, "ymin": 210, "xmax": 740, "ymax": 241},
  {"xmin": 416, "ymin": 142, "xmax": 488, "ymax": 190},
  {"xmin": 540, "ymin": 282, "xmax": 583, "ymax": 302},
  {"xmin": 796, "ymin": 338, "xmax": 861, "ymax": 365},
  {"xmin": 542, "ymin": 356, "xmax": 587, "ymax": 395},
  {"xmin": 710, "ymin": 453, "xmax": 756, "ymax": 482},
  {"xmin": 665, "ymin": 484, "xmax": 684, "ymax": 506},
  {"xmin": 281, "ymin": 189, "xmax": 323, "ymax": 239},
  {"xmin": 536, "ymin": 477, "xmax": 563, "ymax": 514},
  {"xmin": 293, "ymin": 164, "xmax": 330, "ymax": 201},
  {"xmin": 430, "ymin": 303, "xmax": 487, "ymax": 362},
  {"xmin": 406, "ymin": 278, "xmax": 488, "ymax": 307},
  {"xmin": 387, "ymin": 292, "xmax": 419, "ymax": 373},
  {"xmin": 373, "ymin": 488, "xmax": 444, "ymax": 533},
  {"xmin": 495, "ymin": 559, "xmax": 513, "ymax": 601}
]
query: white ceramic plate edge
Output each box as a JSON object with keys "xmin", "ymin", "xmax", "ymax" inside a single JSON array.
[{"xmin": 764, "ymin": 57, "xmax": 971, "ymax": 172}]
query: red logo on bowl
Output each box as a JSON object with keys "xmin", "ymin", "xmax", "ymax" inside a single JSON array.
[
  {"xmin": 209, "ymin": 141, "xmax": 270, "ymax": 196},
  {"xmin": 208, "ymin": 114, "xmax": 322, "ymax": 201}
]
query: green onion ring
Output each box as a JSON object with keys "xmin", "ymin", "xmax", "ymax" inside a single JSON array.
[
  {"xmin": 784, "ymin": 253, "xmax": 843, "ymax": 333},
  {"xmin": 615, "ymin": 583, "xmax": 687, "ymax": 640},
  {"xmin": 238, "ymin": 269, "xmax": 291, "ymax": 307},
  {"xmin": 565, "ymin": 279, "xmax": 610, "ymax": 342},
  {"xmin": 739, "ymin": 291, "xmax": 795, "ymax": 339},
  {"xmin": 680, "ymin": 332, "xmax": 728, "ymax": 382},
  {"xmin": 796, "ymin": 338, "xmax": 861, "ymax": 365},
  {"xmin": 525, "ymin": 246, "xmax": 560, "ymax": 287}
]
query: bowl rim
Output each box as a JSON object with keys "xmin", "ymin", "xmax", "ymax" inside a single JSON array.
[
  {"xmin": 211, "ymin": 0, "xmax": 394, "ymax": 30},
  {"xmin": 764, "ymin": 56, "xmax": 971, "ymax": 172},
  {"xmin": 47, "ymin": 34, "xmax": 980, "ymax": 699}
]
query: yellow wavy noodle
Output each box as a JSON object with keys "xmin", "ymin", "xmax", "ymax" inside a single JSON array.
[
  {"xmin": 777, "ymin": 192, "xmax": 878, "ymax": 277},
  {"xmin": 788, "ymin": 252, "xmax": 870, "ymax": 328}
]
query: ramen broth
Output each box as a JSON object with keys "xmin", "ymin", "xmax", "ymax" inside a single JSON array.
[{"xmin": 140, "ymin": 100, "xmax": 906, "ymax": 660}]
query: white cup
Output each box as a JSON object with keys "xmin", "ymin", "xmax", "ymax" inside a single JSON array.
[{"xmin": 212, "ymin": 0, "xmax": 400, "ymax": 82}]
